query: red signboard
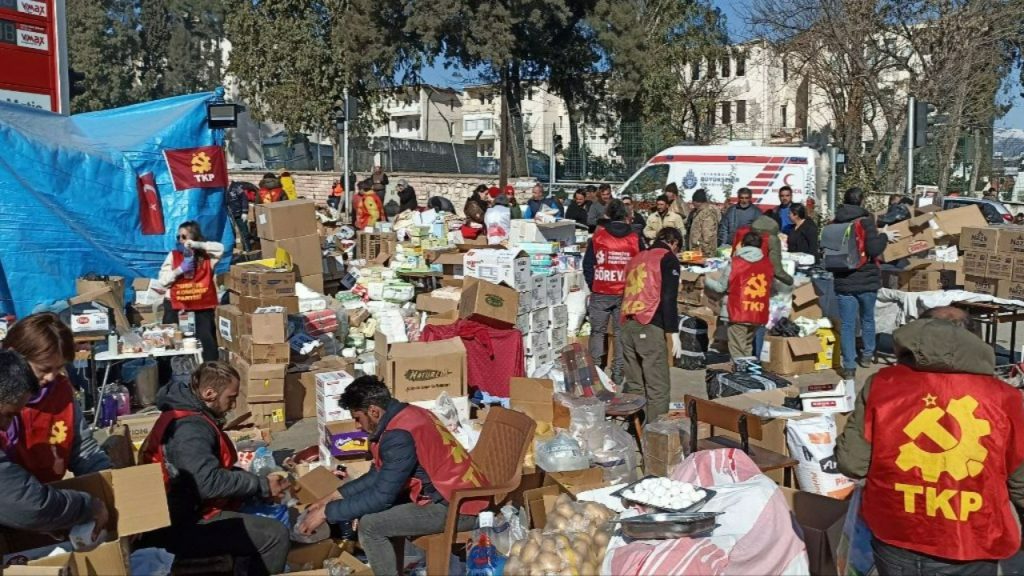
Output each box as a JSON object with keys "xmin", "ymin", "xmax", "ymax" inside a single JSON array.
[{"xmin": 0, "ymin": 0, "xmax": 67, "ymax": 113}]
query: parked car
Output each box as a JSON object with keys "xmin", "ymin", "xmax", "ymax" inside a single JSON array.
[{"xmin": 941, "ymin": 197, "xmax": 1012, "ymax": 224}]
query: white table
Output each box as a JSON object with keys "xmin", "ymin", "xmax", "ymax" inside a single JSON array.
[{"xmin": 92, "ymin": 347, "xmax": 203, "ymax": 427}]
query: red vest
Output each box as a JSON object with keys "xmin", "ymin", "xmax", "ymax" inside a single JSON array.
[
  {"xmin": 169, "ymin": 251, "xmax": 218, "ymax": 311},
  {"xmin": 726, "ymin": 253, "xmax": 773, "ymax": 325},
  {"xmin": 14, "ymin": 376, "xmax": 76, "ymax": 483},
  {"xmin": 620, "ymin": 248, "xmax": 668, "ymax": 325},
  {"xmin": 259, "ymin": 187, "xmax": 284, "ymax": 203},
  {"xmin": 140, "ymin": 409, "xmax": 239, "ymax": 520},
  {"xmin": 370, "ymin": 405, "xmax": 489, "ymax": 515},
  {"xmin": 591, "ymin": 227, "xmax": 641, "ymax": 295},
  {"xmin": 356, "ymin": 193, "xmax": 385, "ymax": 230},
  {"xmin": 732, "ymin": 226, "xmax": 769, "ymax": 253},
  {"xmin": 862, "ymin": 365, "xmax": 1024, "ymax": 561}
]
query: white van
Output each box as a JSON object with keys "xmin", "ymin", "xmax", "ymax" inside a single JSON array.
[{"xmin": 618, "ymin": 144, "xmax": 822, "ymax": 210}]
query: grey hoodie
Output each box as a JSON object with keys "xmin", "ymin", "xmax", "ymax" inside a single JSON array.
[
  {"xmin": 0, "ymin": 446, "xmax": 93, "ymax": 532},
  {"xmin": 837, "ymin": 319, "xmax": 1024, "ymax": 509},
  {"xmin": 705, "ymin": 246, "xmax": 787, "ymax": 322}
]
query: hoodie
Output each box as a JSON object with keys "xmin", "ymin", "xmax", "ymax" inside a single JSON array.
[
  {"xmin": 705, "ymin": 246, "xmax": 788, "ymax": 321},
  {"xmin": 583, "ymin": 221, "xmax": 645, "ymax": 290},
  {"xmin": 717, "ymin": 203, "xmax": 761, "ymax": 247},
  {"xmin": 831, "ymin": 203, "xmax": 887, "ymax": 294},
  {"xmin": 751, "ymin": 215, "xmax": 794, "ymax": 286},
  {"xmin": 0, "ymin": 442, "xmax": 94, "ymax": 532},
  {"xmin": 836, "ymin": 319, "xmax": 1024, "ymax": 510},
  {"xmin": 152, "ymin": 380, "xmax": 268, "ymax": 525}
]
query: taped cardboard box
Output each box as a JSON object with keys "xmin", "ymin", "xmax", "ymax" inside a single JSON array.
[
  {"xmin": 998, "ymin": 280, "xmax": 1024, "ymax": 301},
  {"xmin": 988, "ymin": 254, "xmax": 1015, "ymax": 281},
  {"xmin": 760, "ymin": 335, "xmax": 821, "ymax": 376},
  {"xmin": 4, "ymin": 538, "xmax": 131, "ymax": 576},
  {"xmin": 250, "ymin": 309, "xmax": 287, "ymax": 344},
  {"xmin": 416, "ymin": 293, "xmax": 459, "ymax": 315},
  {"xmin": 931, "ymin": 204, "xmax": 987, "ymax": 238},
  {"xmin": 962, "ymin": 252, "xmax": 990, "ymax": 277},
  {"xmin": 882, "ymin": 214, "xmax": 936, "ymax": 262},
  {"xmin": 242, "ymin": 267, "xmax": 297, "ymax": 298},
  {"xmin": 237, "ymin": 335, "xmax": 290, "ymax": 365},
  {"xmin": 322, "ymin": 420, "xmax": 369, "ymax": 457},
  {"xmin": 254, "ymin": 198, "xmax": 317, "ymax": 240},
  {"xmin": 232, "ymin": 294, "xmax": 300, "ymax": 314},
  {"xmin": 963, "ymin": 274, "xmax": 1001, "ymax": 296},
  {"xmin": 216, "ymin": 305, "xmax": 247, "ymax": 352},
  {"xmin": 508, "ymin": 378, "xmax": 566, "ymax": 426},
  {"xmin": 300, "ymin": 274, "xmax": 325, "ymax": 295},
  {"xmin": 432, "ymin": 252, "xmax": 465, "ymax": 277},
  {"xmin": 459, "ymin": 277, "xmax": 519, "ymax": 328},
  {"xmin": 70, "ymin": 284, "xmax": 130, "ymax": 331},
  {"xmin": 678, "ymin": 271, "xmax": 705, "ymax": 306},
  {"xmin": 262, "ymin": 234, "xmax": 322, "ymax": 278},
  {"xmin": 790, "ymin": 282, "xmax": 822, "ymax": 319},
  {"xmin": 960, "ymin": 226, "xmax": 1000, "ymax": 254},
  {"xmin": 114, "ymin": 412, "xmax": 161, "ymax": 445},
  {"xmin": 250, "ymin": 400, "xmax": 287, "ymax": 432},
  {"xmin": 286, "ymin": 357, "xmax": 354, "ymax": 421},
  {"xmin": 379, "ymin": 338, "xmax": 467, "ymax": 403},
  {"xmin": 463, "ymin": 248, "xmax": 531, "ymax": 291},
  {"xmin": 231, "ymin": 356, "xmax": 286, "ymax": 402}
]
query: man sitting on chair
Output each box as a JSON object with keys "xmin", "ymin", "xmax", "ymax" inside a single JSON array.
[{"xmin": 299, "ymin": 376, "xmax": 488, "ymax": 575}]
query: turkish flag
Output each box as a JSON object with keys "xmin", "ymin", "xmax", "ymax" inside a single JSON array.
[
  {"xmin": 163, "ymin": 145, "xmax": 228, "ymax": 191},
  {"xmin": 137, "ymin": 172, "xmax": 165, "ymax": 235}
]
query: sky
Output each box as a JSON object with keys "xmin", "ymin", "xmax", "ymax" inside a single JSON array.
[{"xmin": 419, "ymin": 0, "xmax": 1024, "ymax": 130}]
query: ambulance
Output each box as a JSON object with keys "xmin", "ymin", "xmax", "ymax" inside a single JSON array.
[{"xmin": 617, "ymin": 144, "xmax": 825, "ymax": 211}]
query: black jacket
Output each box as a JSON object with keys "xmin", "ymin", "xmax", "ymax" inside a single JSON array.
[
  {"xmin": 398, "ymin": 186, "xmax": 418, "ymax": 212},
  {"xmin": 154, "ymin": 380, "xmax": 269, "ymax": 525},
  {"xmin": 226, "ymin": 182, "xmax": 255, "ymax": 218},
  {"xmin": 583, "ymin": 221, "xmax": 645, "ymax": 291},
  {"xmin": 788, "ymin": 220, "xmax": 820, "ymax": 263},
  {"xmin": 325, "ymin": 400, "xmax": 441, "ymax": 524},
  {"xmin": 831, "ymin": 204, "xmax": 887, "ymax": 294},
  {"xmin": 565, "ymin": 201, "xmax": 591, "ymax": 226}
]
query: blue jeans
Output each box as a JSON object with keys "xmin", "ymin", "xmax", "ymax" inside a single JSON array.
[
  {"xmin": 753, "ymin": 326, "xmax": 766, "ymax": 358},
  {"xmin": 837, "ymin": 291, "xmax": 877, "ymax": 370}
]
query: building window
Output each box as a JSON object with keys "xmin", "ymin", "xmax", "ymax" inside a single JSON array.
[
  {"xmin": 736, "ymin": 53, "xmax": 746, "ymax": 76},
  {"xmin": 464, "ymin": 118, "xmax": 493, "ymax": 133},
  {"xmin": 736, "ymin": 100, "xmax": 747, "ymax": 124},
  {"xmin": 782, "ymin": 59, "xmax": 789, "ymax": 81},
  {"xmin": 781, "ymin": 104, "xmax": 788, "ymax": 128},
  {"xmin": 691, "ymin": 61, "xmax": 700, "ymax": 80},
  {"xmin": 708, "ymin": 57, "xmax": 716, "ymax": 78},
  {"xmin": 707, "ymin": 104, "xmax": 716, "ymax": 127},
  {"xmin": 721, "ymin": 56, "xmax": 730, "ymax": 78},
  {"xmin": 721, "ymin": 102, "xmax": 731, "ymax": 125}
]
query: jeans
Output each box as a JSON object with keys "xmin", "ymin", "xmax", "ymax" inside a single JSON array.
[
  {"xmin": 139, "ymin": 510, "xmax": 290, "ymax": 576},
  {"xmin": 358, "ymin": 502, "xmax": 476, "ymax": 575},
  {"xmin": 837, "ymin": 291, "xmax": 877, "ymax": 370},
  {"xmin": 872, "ymin": 539, "xmax": 997, "ymax": 575},
  {"xmin": 588, "ymin": 294, "xmax": 625, "ymax": 378},
  {"xmin": 619, "ymin": 319, "xmax": 670, "ymax": 421},
  {"xmin": 753, "ymin": 325, "xmax": 766, "ymax": 358},
  {"xmin": 232, "ymin": 215, "xmax": 252, "ymax": 252}
]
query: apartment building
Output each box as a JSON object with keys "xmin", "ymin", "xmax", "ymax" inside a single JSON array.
[{"xmin": 369, "ymin": 84, "xmax": 464, "ymax": 144}]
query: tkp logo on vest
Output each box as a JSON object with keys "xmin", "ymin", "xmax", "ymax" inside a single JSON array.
[{"xmin": 893, "ymin": 394, "xmax": 990, "ymax": 522}]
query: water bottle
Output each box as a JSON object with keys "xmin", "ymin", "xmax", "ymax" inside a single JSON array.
[
  {"xmin": 466, "ymin": 511, "xmax": 498, "ymax": 576},
  {"xmin": 98, "ymin": 394, "xmax": 119, "ymax": 427},
  {"xmin": 112, "ymin": 384, "xmax": 131, "ymax": 417}
]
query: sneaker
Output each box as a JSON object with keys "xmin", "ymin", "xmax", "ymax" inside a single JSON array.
[
  {"xmin": 838, "ymin": 367, "xmax": 856, "ymax": 380},
  {"xmin": 857, "ymin": 356, "xmax": 873, "ymax": 368}
]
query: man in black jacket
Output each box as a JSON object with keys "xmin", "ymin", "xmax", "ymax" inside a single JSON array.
[
  {"xmin": 139, "ymin": 362, "xmax": 291, "ymax": 576},
  {"xmin": 565, "ymin": 189, "xmax": 591, "ymax": 227},
  {"xmin": 226, "ymin": 181, "xmax": 256, "ymax": 252},
  {"xmin": 619, "ymin": 226, "xmax": 682, "ymax": 420},
  {"xmin": 832, "ymin": 188, "xmax": 892, "ymax": 378},
  {"xmin": 718, "ymin": 187, "xmax": 761, "ymax": 247},
  {"xmin": 298, "ymin": 376, "xmax": 484, "ymax": 575}
]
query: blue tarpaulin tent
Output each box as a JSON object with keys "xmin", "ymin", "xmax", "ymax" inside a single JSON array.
[{"xmin": 0, "ymin": 91, "xmax": 234, "ymax": 317}]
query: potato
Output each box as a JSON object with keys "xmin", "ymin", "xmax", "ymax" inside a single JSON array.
[
  {"xmin": 580, "ymin": 560, "xmax": 599, "ymax": 575},
  {"xmin": 540, "ymin": 538, "xmax": 558, "ymax": 553},
  {"xmin": 549, "ymin": 515, "xmax": 569, "ymax": 530},
  {"xmin": 520, "ymin": 540, "xmax": 540, "ymax": 562},
  {"xmin": 505, "ymin": 557, "xmax": 523, "ymax": 575},
  {"xmin": 571, "ymin": 539, "xmax": 591, "ymax": 559},
  {"xmin": 556, "ymin": 502, "xmax": 576, "ymax": 519},
  {"xmin": 511, "ymin": 540, "xmax": 524, "ymax": 557},
  {"xmin": 594, "ymin": 529, "xmax": 610, "ymax": 549},
  {"xmin": 535, "ymin": 552, "xmax": 562, "ymax": 573}
]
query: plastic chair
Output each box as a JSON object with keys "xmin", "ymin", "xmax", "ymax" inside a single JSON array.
[{"xmin": 408, "ymin": 407, "xmax": 537, "ymax": 576}]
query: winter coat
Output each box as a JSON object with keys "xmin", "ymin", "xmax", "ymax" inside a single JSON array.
[
  {"xmin": 398, "ymin": 186, "xmax": 418, "ymax": 212},
  {"xmin": 643, "ymin": 210, "xmax": 686, "ymax": 242},
  {"xmin": 582, "ymin": 221, "xmax": 645, "ymax": 290},
  {"xmin": 565, "ymin": 201, "xmax": 591, "ymax": 226},
  {"xmin": 705, "ymin": 246, "xmax": 788, "ymax": 322},
  {"xmin": 717, "ymin": 203, "xmax": 761, "ymax": 247},
  {"xmin": 830, "ymin": 204, "xmax": 887, "ymax": 294},
  {"xmin": 523, "ymin": 197, "xmax": 564, "ymax": 219},
  {"xmin": 687, "ymin": 204, "xmax": 721, "ymax": 255},
  {"xmin": 788, "ymin": 220, "xmax": 820, "ymax": 262},
  {"xmin": 751, "ymin": 215, "xmax": 794, "ymax": 286},
  {"xmin": 587, "ymin": 201, "xmax": 609, "ymax": 230},
  {"xmin": 226, "ymin": 182, "xmax": 254, "ymax": 218},
  {"xmin": 152, "ymin": 380, "xmax": 269, "ymax": 525}
]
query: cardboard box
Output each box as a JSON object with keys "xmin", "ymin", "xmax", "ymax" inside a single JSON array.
[
  {"xmin": 517, "ymin": 289, "xmax": 532, "ymax": 316},
  {"xmin": 643, "ymin": 417, "xmax": 688, "ymax": 477},
  {"xmin": 55, "ymin": 464, "xmax": 170, "ymax": 537},
  {"xmin": 882, "ymin": 214, "xmax": 936, "ymax": 262},
  {"xmin": 322, "ymin": 421, "xmax": 369, "ymax": 457},
  {"xmin": 241, "ymin": 267, "xmax": 297, "ymax": 298},
  {"xmin": 510, "ymin": 219, "xmax": 577, "ymax": 246},
  {"xmin": 801, "ymin": 383, "xmax": 856, "ymax": 414},
  {"xmin": 76, "ymin": 276, "xmax": 125, "ymax": 309},
  {"xmin": 416, "ymin": 293, "xmax": 459, "ymax": 315},
  {"xmin": 999, "ymin": 227, "xmax": 1024, "ymax": 256},
  {"xmin": 114, "ymin": 412, "xmax": 161, "ymax": 445},
  {"xmin": 998, "ymin": 281, "xmax": 1024, "ymax": 301},
  {"xmin": 509, "ymin": 378, "xmax": 556, "ymax": 423},
  {"xmin": 262, "ymin": 234, "xmax": 322, "ymax": 277},
  {"xmin": 6, "ymin": 539, "xmax": 131, "ymax": 576},
  {"xmin": 233, "ymin": 294, "xmax": 300, "ymax": 314},
  {"xmin": 301, "ymin": 274, "xmax": 325, "ymax": 295},
  {"xmin": 790, "ymin": 282, "xmax": 822, "ymax": 319},
  {"xmin": 529, "ymin": 307, "xmax": 549, "ymax": 332},
  {"xmin": 459, "ymin": 277, "xmax": 519, "ymax": 328},
  {"xmin": 963, "ymin": 274, "xmax": 1001, "ymax": 296},
  {"xmin": 1013, "ymin": 257, "xmax": 1024, "ymax": 284},
  {"xmin": 515, "ymin": 313, "xmax": 531, "ymax": 335},
  {"xmin": 710, "ymin": 387, "xmax": 811, "ymax": 481},
  {"xmin": 249, "ymin": 309, "xmax": 286, "ymax": 344},
  {"xmin": 932, "ymin": 204, "xmax": 987, "ymax": 238},
  {"xmin": 988, "ymin": 254, "xmax": 1015, "ymax": 281},
  {"xmin": 232, "ymin": 356, "xmax": 286, "ymax": 402},
  {"xmin": 254, "ymin": 198, "xmax": 317, "ymax": 240},
  {"xmin": 377, "ymin": 338, "xmax": 467, "ymax": 403},
  {"xmin": 237, "ymin": 335, "xmax": 290, "ymax": 365},
  {"xmin": 69, "ymin": 308, "xmax": 110, "ymax": 334},
  {"xmin": 545, "ymin": 274, "xmax": 564, "ymax": 305},
  {"xmin": 250, "ymin": 401, "xmax": 287, "ymax": 432},
  {"xmin": 216, "ymin": 305, "xmax": 247, "ymax": 351},
  {"xmin": 523, "ymin": 331, "xmax": 550, "ymax": 357},
  {"xmin": 549, "ymin": 325, "xmax": 568, "ymax": 352},
  {"xmin": 548, "ymin": 304, "xmax": 568, "ymax": 328},
  {"xmin": 960, "ymin": 226, "xmax": 1000, "ymax": 254},
  {"xmin": 780, "ymin": 487, "xmax": 848, "ymax": 576},
  {"xmin": 815, "ymin": 328, "xmax": 840, "ymax": 371},
  {"xmin": 962, "ymin": 251, "xmax": 990, "ymax": 277},
  {"xmin": 881, "ymin": 269, "xmax": 952, "ymax": 292},
  {"xmin": 293, "ymin": 466, "xmax": 344, "ymax": 506},
  {"xmin": 463, "ymin": 249, "xmax": 531, "ymax": 291},
  {"xmin": 678, "ymin": 271, "xmax": 706, "ymax": 306},
  {"xmin": 760, "ymin": 335, "xmax": 821, "ymax": 376},
  {"xmin": 432, "ymin": 252, "xmax": 465, "ymax": 277}
]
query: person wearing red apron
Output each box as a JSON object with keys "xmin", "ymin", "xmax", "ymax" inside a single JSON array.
[
  {"xmin": 2, "ymin": 312, "xmax": 111, "ymax": 482},
  {"xmin": 0, "ymin": 348, "xmax": 109, "ymax": 535},
  {"xmin": 618, "ymin": 226, "xmax": 682, "ymax": 420},
  {"xmin": 158, "ymin": 221, "xmax": 224, "ymax": 362},
  {"xmin": 705, "ymin": 231, "xmax": 775, "ymax": 359},
  {"xmin": 296, "ymin": 376, "xmax": 490, "ymax": 576},
  {"xmin": 837, "ymin": 314, "xmax": 1024, "ymax": 575},
  {"xmin": 138, "ymin": 362, "xmax": 291, "ymax": 576}
]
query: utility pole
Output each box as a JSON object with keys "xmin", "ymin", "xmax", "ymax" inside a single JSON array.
[
  {"xmin": 344, "ymin": 87, "xmax": 351, "ymax": 218},
  {"xmin": 906, "ymin": 95, "xmax": 915, "ymax": 197},
  {"xmin": 828, "ymin": 146, "xmax": 837, "ymax": 216},
  {"xmin": 499, "ymin": 66, "xmax": 510, "ymax": 191}
]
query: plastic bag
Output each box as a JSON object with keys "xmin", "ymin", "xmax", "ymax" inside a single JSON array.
[
  {"xmin": 490, "ymin": 505, "xmax": 528, "ymax": 557},
  {"xmin": 588, "ymin": 423, "xmax": 639, "ymax": 485},
  {"xmin": 291, "ymin": 509, "xmax": 331, "ymax": 544},
  {"xmin": 785, "ymin": 415, "xmax": 854, "ymax": 498},
  {"xmin": 130, "ymin": 548, "xmax": 175, "ymax": 576},
  {"xmin": 535, "ymin": 432, "xmax": 589, "ymax": 472},
  {"xmin": 836, "ymin": 486, "xmax": 875, "ymax": 576},
  {"xmin": 504, "ymin": 496, "xmax": 615, "ymax": 576}
]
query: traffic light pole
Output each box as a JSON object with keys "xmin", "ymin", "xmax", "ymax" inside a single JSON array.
[{"xmin": 906, "ymin": 95, "xmax": 915, "ymax": 197}]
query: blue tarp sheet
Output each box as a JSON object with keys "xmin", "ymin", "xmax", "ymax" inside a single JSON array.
[{"xmin": 0, "ymin": 91, "xmax": 233, "ymax": 317}]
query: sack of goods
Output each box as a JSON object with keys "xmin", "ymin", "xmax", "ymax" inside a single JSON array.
[
  {"xmin": 674, "ymin": 315, "xmax": 709, "ymax": 370},
  {"xmin": 705, "ymin": 368, "xmax": 791, "ymax": 400},
  {"xmin": 785, "ymin": 414, "xmax": 854, "ymax": 499}
]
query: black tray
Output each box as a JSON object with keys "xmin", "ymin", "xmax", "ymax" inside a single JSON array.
[{"xmin": 611, "ymin": 475, "xmax": 716, "ymax": 513}]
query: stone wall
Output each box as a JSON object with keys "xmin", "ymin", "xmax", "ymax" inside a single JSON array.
[{"xmin": 229, "ymin": 170, "xmax": 500, "ymax": 215}]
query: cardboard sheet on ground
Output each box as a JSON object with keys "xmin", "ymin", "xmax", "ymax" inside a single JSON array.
[{"xmin": 0, "ymin": 91, "xmax": 233, "ymax": 315}]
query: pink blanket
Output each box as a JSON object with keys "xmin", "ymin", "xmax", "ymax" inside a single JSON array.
[{"xmin": 604, "ymin": 448, "xmax": 810, "ymax": 575}]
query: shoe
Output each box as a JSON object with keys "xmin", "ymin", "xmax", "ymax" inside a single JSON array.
[
  {"xmin": 838, "ymin": 368, "xmax": 856, "ymax": 379},
  {"xmin": 857, "ymin": 356, "xmax": 872, "ymax": 368}
]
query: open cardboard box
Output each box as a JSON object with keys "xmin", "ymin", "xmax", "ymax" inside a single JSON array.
[
  {"xmin": 286, "ymin": 545, "xmax": 372, "ymax": 576},
  {"xmin": 292, "ymin": 466, "xmax": 344, "ymax": 507},
  {"xmin": 760, "ymin": 335, "xmax": 822, "ymax": 375},
  {"xmin": 780, "ymin": 487, "xmax": 849, "ymax": 576},
  {"xmin": 523, "ymin": 468, "xmax": 608, "ymax": 529},
  {"xmin": 5, "ymin": 538, "xmax": 131, "ymax": 576}
]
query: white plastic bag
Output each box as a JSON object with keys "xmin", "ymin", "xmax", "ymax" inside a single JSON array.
[
  {"xmin": 785, "ymin": 414, "xmax": 854, "ymax": 498},
  {"xmin": 535, "ymin": 432, "xmax": 589, "ymax": 472}
]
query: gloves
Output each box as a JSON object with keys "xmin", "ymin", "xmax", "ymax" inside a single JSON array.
[
  {"xmin": 241, "ymin": 214, "xmax": 249, "ymax": 223},
  {"xmin": 177, "ymin": 257, "xmax": 195, "ymax": 276},
  {"xmin": 671, "ymin": 333, "xmax": 683, "ymax": 359},
  {"xmin": 881, "ymin": 227, "xmax": 901, "ymax": 243}
]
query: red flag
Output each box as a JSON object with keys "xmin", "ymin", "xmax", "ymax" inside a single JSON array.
[
  {"xmin": 137, "ymin": 172, "xmax": 165, "ymax": 235},
  {"xmin": 163, "ymin": 145, "xmax": 228, "ymax": 191}
]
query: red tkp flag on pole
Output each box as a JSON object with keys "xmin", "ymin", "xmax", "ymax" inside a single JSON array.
[
  {"xmin": 163, "ymin": 145, "xmax": 228, "ymax": 191},
  {"xmin": 137, "ymin": 172, "xmax": 165, "ymax": 235}
]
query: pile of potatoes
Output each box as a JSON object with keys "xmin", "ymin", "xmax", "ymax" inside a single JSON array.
[{"xmin": 503, "ymin": 494, "xmax": 616, "ymax": 575}]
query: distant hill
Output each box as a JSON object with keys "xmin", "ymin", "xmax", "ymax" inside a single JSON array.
[{"xmin": 995, "ymin": 128, "xmax": 1024, "ymax": 158}]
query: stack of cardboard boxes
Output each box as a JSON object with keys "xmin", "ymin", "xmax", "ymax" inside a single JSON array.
[
  {"xmin": 314, "ymin": 368, "xmax": 368, "ymax": 466},
  {"xmin": 256, "ymin": 199, "xmax": 325, "ymax": 294},
  {"xmin": 960, "ymin": 224, "xmax": 1024, "ymax": 300}
]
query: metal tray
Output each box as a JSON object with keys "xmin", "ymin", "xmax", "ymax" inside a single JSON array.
[
  {"xmin": 616, "ymin": 512, "xmax": 722, "ymax": 540},
  {"xmin": 611, "ymin": 476, "xmax": 716, "ymax": 513}
]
